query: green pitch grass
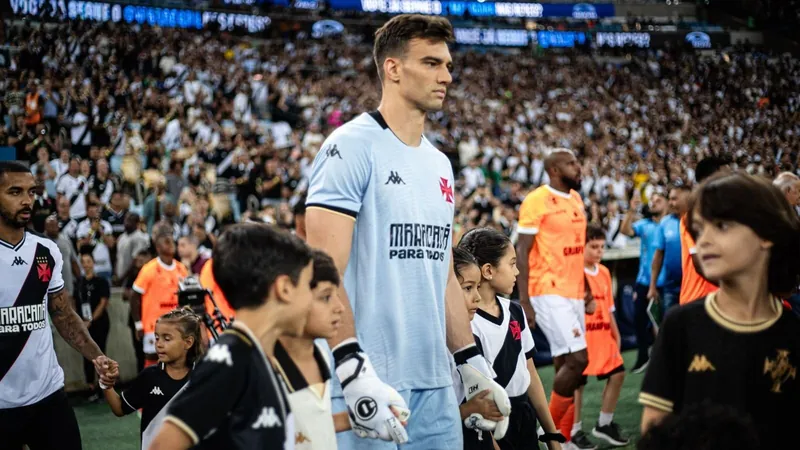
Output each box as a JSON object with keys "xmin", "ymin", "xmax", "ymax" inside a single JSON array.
[{"xmin": 74, "ymin": 351, "xmax": 644, "ymax": 449}]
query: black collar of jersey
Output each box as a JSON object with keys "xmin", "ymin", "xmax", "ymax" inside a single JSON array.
[
  {"xmin": 0, "ymin": 231, "xmax": 27, "ymax": 252},
  {"xmin": 475, "ymin": 297, "xmax": 505, "ymax": 326},
  {"xmin": 272, "ymin": 341, "xmax": 331, "ymax": 393},
  {"xmin": 368, "ymin": 110, "xmax": 389, "ymax": 129}
]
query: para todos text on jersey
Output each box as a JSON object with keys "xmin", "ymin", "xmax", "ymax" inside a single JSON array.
[
  {"xmin": 389, "ymin": 223, "xmax": 450, "ymax": 261},
  {"xmin": 0, "ymin": 303, "xmax": 47, "ymax": 334}
]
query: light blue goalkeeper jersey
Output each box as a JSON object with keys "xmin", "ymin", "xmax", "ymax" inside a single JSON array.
[{"xmin": 307, "ymin": 111, "xmax": 456, "ymax": 393}]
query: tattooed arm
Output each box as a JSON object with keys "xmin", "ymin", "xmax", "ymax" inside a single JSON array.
[{"xmin": 48, "ymin": 288, "xmax": 103, "ymax": 361}]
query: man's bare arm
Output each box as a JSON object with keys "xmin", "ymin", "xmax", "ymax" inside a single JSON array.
[
  {"xmin": 515, "ymin": 233, "xmax": 536, "ymax": 329},
  {"xmin": 48, "ymin": 289, "xmax": 103, "ymax": 361},
  {"xmin": 305, "ymin": 207, "xmax": 357, "ymax": 348},
  {"xmin": 445, "ymin": 256, "xmax": 477, "ymax": 352},
  {"xmin": 647, "ymin": 250, "xmax": 664, "ymax": 299},
  {"xmin": 620, "ymin": 209, "xmax": 637, "ymax": 238},
  {"xmin": 130, "ymin": 292, "xmax": 142, "ymax": 322}
]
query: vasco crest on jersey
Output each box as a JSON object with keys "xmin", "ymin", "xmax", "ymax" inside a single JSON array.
[{"xmin": 35, "ymin": 256, "xmax": 52, "ymax": 283}]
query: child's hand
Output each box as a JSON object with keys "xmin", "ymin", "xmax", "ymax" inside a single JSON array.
[
  {"xmin": 546, "ymin": 442, "xmax": 563, "ymax": 450},
  {"xmin": 468, "ymin": 390, "xmax": 505, "ymax": 422},
  {"xmin": 585, "ymin": 299, "xmax": 597, "ymax": 315}
]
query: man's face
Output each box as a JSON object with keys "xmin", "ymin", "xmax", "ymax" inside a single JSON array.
[
  {"xmin": 668, "ymin": 188, "xmax": 690, "ymax": 215},
  {"xmin": 87, "ymin": 205, "xmax": 99, "ymax": 219},
  {"xmin": 57, "ymin": 198, "xmax": 70, "ymax": 216},
  {"xmin": 555, "ymin": 152, "xmax": 583, "ymax": 191},
  {"xmin": 393, "ymin": 38, "xmax": 453, "ymax": 113},
  {"xmin": 156, "ymin": 236, "xmax": 176, "ymax": 258},
  {"xmin": 650, "ymin": 194, "xmax": 667, "ymax": 215},
  {"xmin": 0, "ymin": 172, "xmax": 36, "ymax": 229},
  {"xmin": 177, "ymin": 238, "xmax": 196, "ymax": 259},
  {"xmin": 68, "ymin": 160, "xmax": 79, "ymax": 175},
  {"xmin": 45, "ymin": 217, "xmax": 59, "ymax": 238}
]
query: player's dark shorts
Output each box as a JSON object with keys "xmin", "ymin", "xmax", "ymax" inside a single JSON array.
[
  {"xmin": 0, "ymin": 389, "xmax": 82, "ymax": 450},
  {"xmin": 463, "ymin": 422, "xmax": 496, "ymax": 450},
  {"xmin": 579, "ymin": 364, "xmax": 626, "ymax": 387},
  {"xmin": 497, "ymin": 394, "xmax": 538, "ymax": 450}
]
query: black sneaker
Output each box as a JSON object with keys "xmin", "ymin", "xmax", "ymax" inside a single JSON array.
[
  {"xmin": 570, "ymin": 430, "xmax": 597, "ymax": 450},
  {"xmin": 592, "ymin": 422, "xmax": 630, "ymax": 447}
]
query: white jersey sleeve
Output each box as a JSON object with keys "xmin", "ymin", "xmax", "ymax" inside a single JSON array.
[
  {"xmin": 47, "ymin": 240, "xmax": 65, "ymax": 294},
  {"xmin": 306, "ymin": 131, "xmax": 372, "ymax": 218}
]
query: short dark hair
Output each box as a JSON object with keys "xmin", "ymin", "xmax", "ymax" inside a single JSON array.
[
  {"xmin": 458, "ymin": 228, "xmax": 512, "ymax": 268},
  {"xmin": 212, "ymin": 224, "xmax": 312, "ymax": 310},
  {"xmin": 79, "ymin": 245, "xmax": 95, "ymax": 258},
  {"xmin": 453, "ymin": 246, "xmax": 479, "ymax": 281},
  {"xmin": 0, "ymin": 161, "xmax": 31, "ymax": 187},
  {"xmin": 695, "ymin": 157, "xmax": 728, "ymax": 183},
  {"xmin": 686, "ymin": 172, "xmax": 800, "ymax": 297},
  {"xmin": 310, "ymin": 249, "xmax": 339, "ymax": 289},
  {"xmin": 373, "ymin": 14, "xmax": 454, "ymax": 82},
  {"xmin": 670, "ymin": 184, "xmax": 691, "ymax": 194},
  {"xmin": 638, "ymin": 401, "xmax": 760, "ymax": 450},
  {"xmin": 586, "ymin": 223, "xmax": 607, "ymax": 242}
]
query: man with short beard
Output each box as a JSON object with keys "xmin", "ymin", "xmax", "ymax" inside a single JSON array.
[
  {"xmin": 0, "ymin": 161, "xmax": 118, "ymax": 449},
  {"xmin": 516, "ymin": 149, "xmax": 591, "ymax": 445}
]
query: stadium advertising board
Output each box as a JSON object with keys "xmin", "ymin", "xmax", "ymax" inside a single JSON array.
[
  {"xmin": 327, "ymin": 0, "xmax": 615, "ymax": 18},
  {"xmin": 595, "ymin": 31, "xmax": 729, "ymax": 49},
  {"xmin": 10, "ymin": 0, "xmax": 271, "ymax": 33},
  {"xmin": 454, "ymin": 28, "xmax": 589, "ymax": 48}
]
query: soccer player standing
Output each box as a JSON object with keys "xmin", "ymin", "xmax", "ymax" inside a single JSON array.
[
  {"xmin": 515, "ymin": 149, "xmax": 589, "ymax": 448},
  {"xmin": 306, "ymin": 14, "xmax": 508, "ymax": 449},
  {"xmin": 0, "ymin": 161, "xmax": 118, "ymax": 449}
]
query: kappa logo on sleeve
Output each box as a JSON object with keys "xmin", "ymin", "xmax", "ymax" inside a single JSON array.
[{"xmin": 205, "ymin": 344, "xmax": 234, "ymax": 367}]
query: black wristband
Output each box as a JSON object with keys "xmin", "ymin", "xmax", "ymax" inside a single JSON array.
[
  {"xmin": 453, "ymin": 344, "xmax": 481, "ymax": 366},
  {"xmin": 538, "ymin": 432, "xmax": 566, "ymax": 443},
  {"xmin": 333, "ymin": 341, "xmax": 363, "ymax": 366}
]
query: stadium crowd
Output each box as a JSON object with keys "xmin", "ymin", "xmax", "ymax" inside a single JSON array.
[
  {"xmin": 1, "ymin": 11, "xmax": 800, "ymax": 450},
  {"xmin": 2, "ymin": 15, "xmax": 800, "ymax": 360}
]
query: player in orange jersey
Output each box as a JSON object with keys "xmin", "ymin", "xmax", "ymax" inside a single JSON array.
[
  {"xmin": 678, "ymin": 157, "xmax": 729, "ymax": 305},
  {"xmin": 131, "ymin": 233, "xmax": 189, "ymax": 367},
  {"xmin": 516, "ymin": 149, "xmax": 592, "ymax": 448},
  {"xmin": 571, "ymin": 224, "xmax": 629, "ymax": 449}
]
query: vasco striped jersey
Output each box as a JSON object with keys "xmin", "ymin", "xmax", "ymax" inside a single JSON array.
[
  {"xmin": 472, "ymin": 297, "xmax": 536, "ymax": 397},
  {"xmin": 0, "ymin": 231, "xmax": 66, "ymax": 408}
]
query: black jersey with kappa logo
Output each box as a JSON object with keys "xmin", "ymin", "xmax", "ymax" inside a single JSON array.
[
  {"xmin": 165, "ymin": 324, "xmax": 295, "ymax": 449},
  {"xmin": 0, "ymin": 231, "xmax": 65, "ymax": 408},
  {"xmin": 640, "ymin": 293, "xmax": 800, "ymax": 448},
  {"xmin": 120, "ymin": 363, "xmax": 191, "ymax": 437}
]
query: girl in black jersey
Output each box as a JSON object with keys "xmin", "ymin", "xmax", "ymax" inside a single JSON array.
[
  {"xmin": 452, "ymin": 247, "xmax": 504, "ymax": 450},
  {"xmin": 459, "ymin": 229, "xmax": 562, "ymax": 450},
  {"xmin": 103, "ymin": 307, "xmax": 204, "ymax": 440},
  {"xmin": 640, "ymin": 173, "xmax": 800, "ymax": 449}
]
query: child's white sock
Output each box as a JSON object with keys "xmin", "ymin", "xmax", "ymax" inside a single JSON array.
[
  {"xmin": 572, "ymin": 421, "xmax": 582, "ymax": 437},
  {"xmin": 599, "ymin": 411, "xmax": 614, "ymax": 427}
]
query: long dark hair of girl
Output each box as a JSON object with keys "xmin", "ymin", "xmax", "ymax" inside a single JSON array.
[{"xmin": 458, "ymin": 227, "xmax": 512, "ymax": 268}]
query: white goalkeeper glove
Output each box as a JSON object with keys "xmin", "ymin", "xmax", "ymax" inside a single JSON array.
[
  {"xmin": 334, "ymin": 340, "xmax": 410, "ymax": 443},
  {"xmin": 455, "ymin": 345, "xmax": 511, "ymax": 440}
]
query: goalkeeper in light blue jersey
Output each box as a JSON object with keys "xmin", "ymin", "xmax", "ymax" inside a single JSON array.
[{"xmin": 305, "ymin": 14, "xmax": 511, "ymax": 450}]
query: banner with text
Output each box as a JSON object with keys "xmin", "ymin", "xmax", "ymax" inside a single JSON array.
[{"xmin": 328, "ymin": 0, "xmax": 614, "ymax": 18}]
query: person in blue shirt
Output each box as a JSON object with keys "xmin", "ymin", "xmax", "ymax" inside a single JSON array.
[
  {"xmin": 647, "ymin": 185, "xmax": 691, "ymax": 318},
  {"xmin": 620, "ymin": 189, "xmax": 667, "ymax": 373}
]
